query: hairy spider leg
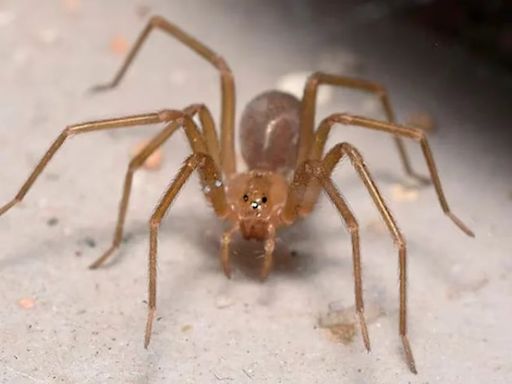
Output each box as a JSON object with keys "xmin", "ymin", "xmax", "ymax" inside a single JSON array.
[
  {"xmin": 145, "ymin": 153, "xmax": 229, "ymax": 348},
  {"xmin": 309, "ymin": 113, "xmax": 474, "ymax": 237},
  {"xmin": 281, "ymin": 158, "xmax": 371, "ymax": 359},
  {"xmin": 297, "ymin": 72, "xmax": 429, "ymax": 184},
  {"xmin": 324, "ymin": 143, "xmax": 415, "ymax": 373},
  {"xmin": 0, "ymin": 111, "xmax": 179, "ymax": 217},
  {"xmin": 90, "ymin": 107, "xmax": 223, "ymax": 268},
  {"xmin": 90, "ymin": 16, "xmax": 236, "ymax": 175}
]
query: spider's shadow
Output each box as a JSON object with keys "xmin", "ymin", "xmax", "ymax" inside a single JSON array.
[{"xmin": 113, "ymin": 207, "xmax": 332, "ymax": 281}]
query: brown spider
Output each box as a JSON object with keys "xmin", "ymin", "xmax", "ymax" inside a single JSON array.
[{"xmin": 0, "ymin": 16, "xmax": 474, "ymax": 374}]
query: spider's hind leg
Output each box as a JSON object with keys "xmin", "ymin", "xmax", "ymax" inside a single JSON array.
[
  {"xmin": 310, "ymin": 113, "xmax": 474, "ymax": 237},
  {"xmin": 298, "ymin": 72, "xmax": 429, "ymax": 184}
]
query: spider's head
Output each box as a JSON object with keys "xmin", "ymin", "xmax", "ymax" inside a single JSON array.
[
  {"xmin": 238, "ymin": 172, "xmax": 273, "ymax": 219},
  {"xmin": 226, "ymin": 170, "xmax": 287, "ymax": 240}
]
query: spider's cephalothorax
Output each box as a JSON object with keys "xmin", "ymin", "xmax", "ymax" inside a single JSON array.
[
  {"xmin": 0, "ymin": 16, "xmax": 474, "ymax": 374},
  {"xmin": 224, "ymin": 90, "xmax": 299, "ymax": 241}
]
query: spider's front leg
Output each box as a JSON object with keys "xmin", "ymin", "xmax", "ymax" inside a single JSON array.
[
  {"xmin": 220, "ymin": 225, "xmax": 276, "ymax": 281},
  {"xmin": 281, "ymin": 161, "xmax": 372, "ymax": 355},
  {"xmin": 0, "ymin": 111, "xmax": 174, "ymax": 217},
  {"xmin": 145, "ymin": 153, "xmax": 229, "ymax": 348},
  {"xmin": 89, "ymin": 105, "xmax": 220, "ymax": 269}
]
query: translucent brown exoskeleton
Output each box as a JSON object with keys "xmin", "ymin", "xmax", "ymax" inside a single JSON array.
[{"xmin": 0, "ymin": 16, "xmax": 475, "ymax": 374}]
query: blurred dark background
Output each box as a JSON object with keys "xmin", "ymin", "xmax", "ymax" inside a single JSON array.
[
  {"xmin": 403, "ymin": 0, "xmax": 511, "ymax": 68},
  {"xmin": 279, "ymin": 0, "xmax": 512, "ymax": 70}
]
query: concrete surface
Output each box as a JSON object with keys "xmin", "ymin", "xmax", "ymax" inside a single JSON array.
[{"xmin": 0, "ymin": 1, "xmax": 511, "ymax": 383}]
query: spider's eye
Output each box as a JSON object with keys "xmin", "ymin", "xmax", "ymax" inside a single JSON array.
[
  {"xmin": 243, "ymin": 194, "xmax": 249, "ymax": 202},
  {"xmin": 261, "ymin": 196, "xmax": 268, "ymax": 203}
]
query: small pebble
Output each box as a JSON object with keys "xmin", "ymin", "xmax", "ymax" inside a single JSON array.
[
  {"xmin": 47, "ymin": 217, "xmax": 59, "ymax": 226},
  {"xmin": 62, "ymin": 0, "xmax": 81, "ymax": 13},
  {"xmin": 84, "ymin": 237, "xmax": 96, "ymax": 248},
  {"xmin": 181, "ymin": 324, "xmax": 193, "ymax": 332},
  {"xmin": 131, "ymin": 140, "xmax": 163, "ymax": 170},
  {"xmin": 215, "ymin": 295, "xmax": 234, "ymax": 309},
  {"xmin": 18, "ymin": 298, "xmax": 35, "ymax": 309},
  {"xmin": 110, "ymin": 35, "xmax": 129, "ymax": 55},
  {"xmin": 391, "ymin": 183, "xmax": 419, "ymax": 202}
]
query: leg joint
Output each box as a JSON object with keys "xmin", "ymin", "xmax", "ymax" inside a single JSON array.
[
  {"xmin": 158, "ymin": 109, "xmax": 182, "ymax": 122},
  {"xmin": 149, "ymin": 217, "xmax": 160, "ymax": 229},
  {"xmin": 339, "ymin": 142, "xmax": 364, "ymax": 162},
  {"xmin": 302, "ymin": 160, "xmax": 325, "ymax": 179},
  {"xmin": 149, "ymin": 15, "xmax": 166, "ymax": 28},
  {"xmin": 346, "ymin": 219, "xmax": 359, "ymax": 235},
  {"xmin": 63, "ymin": 126, "xmax": 74, "ymax": 137},
  {"xmin": 128, "ymin": 158, "xmax": 139, "ymax": 172},
  {"xmin": 305, "ymin": 72, "xmax": 321, "ymax": 91},
  {"xmin": 184, "ymin": 103, "xmax": 206, "ymax": 115},
  {"xmin": 375, "ymin": 87, "xmax": 388, "ymax": 99},
  {"xmin": 212, "ymin": 54, "xmax": 232, "ymax": 74},
  {"xmin": 325, "ymin": 113, "xmax": 353, "ymax": 127},
  {"xmin": 395, "ymin": 235, "xmax": 406, "ymax": 249}
]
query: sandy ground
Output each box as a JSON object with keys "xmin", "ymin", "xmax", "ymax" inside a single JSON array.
[{"xmin": 0, "ymin": 1, "xmax": 511, "ymax": 383}]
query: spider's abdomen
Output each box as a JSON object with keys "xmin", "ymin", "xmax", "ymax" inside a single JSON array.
[{"xmin": 239, "ymin": 90, "xmax": 300, "ymax": 173}]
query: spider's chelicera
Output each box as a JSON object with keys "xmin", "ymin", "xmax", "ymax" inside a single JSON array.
[{"xmin": 0, "ymin": 16, "xmax": 474, "ymax": 374}]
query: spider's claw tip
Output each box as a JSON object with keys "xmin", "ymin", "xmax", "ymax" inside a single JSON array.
[
  {"xmin": 0, "ymin": 199, "xmax": 19, "ymax": 216},
  {"xmin": 88, "ymin": 259, "xmax": 104, "ymax": 270},
  {"xmin": 447, "ymin": 212, "xmax": 475, "ymax": 238},
  {"xmin": 401, "ymin": 335, "xmax": 418, "ymax": 375},
  {"xmin": 259, "ymin": 273, "xmax": 270, "ymax": 282},
  {"xmin": 222, "ymin": 269, "xmax": 232, "ymax": 280},
  {"xmin": 88, "ymin": 83, "xmax": 113, "ymax": 95}
]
